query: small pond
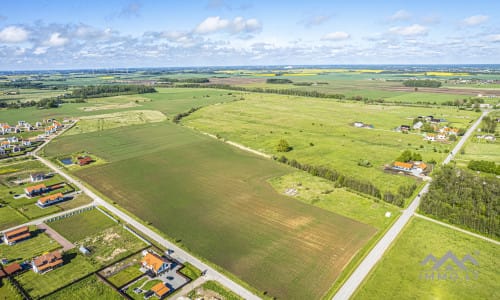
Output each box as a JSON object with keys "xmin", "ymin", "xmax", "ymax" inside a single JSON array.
[{"xmin": 60, "ymin": 158, "xmax": 73, "ymax": 165}]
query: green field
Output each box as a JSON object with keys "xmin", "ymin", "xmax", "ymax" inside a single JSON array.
[
  {"xmin": 45, "ymin": 122, "xmax": 376, "ymax": 299},
  {"xmin": 183, "ymin": 93, "xmax": 478, "ymax": 197},
  {"xmin": 47, "ymin": 209, "xmax": 117, "ymax": 242},
  {"xmin": 44, "ymin": 275, "xmax": 122, "ymax": 300},
  {"xmin": 0, "ymin": 279, "xmax": 22, "ymax": 300},
  {"xmin": 0, "ymin": 205, "xmax": 26, "ymax": 230},
  {"xmin": 107, "ymin": 264, "xmax": 144, "ymax": 287},
  {"xmin": 354, "ymin": 217, "xmax": 500, "ymax": 300},
  {"xmin": 0, "ymin": 227, "xmax": 60, "ymax": 263}
]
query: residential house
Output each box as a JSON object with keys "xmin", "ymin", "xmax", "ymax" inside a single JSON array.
[
  {"xmin": 413, "ymin": 121, "xmax": 423, "ymax": 130},
  {"xmin": 437, "ymin": 133, "xmax": 447, "ymax": 141},
  {"xmin": 35, "ymin": 121, "xmax": 43, "ymax": 128},
  {"xmin": 151, "ymin": 282, "xmax": 170, "ymax": 299},
  {"xmin": 1, "ymin": 141, "xmax": 10, "ymax": 149},
  {"xmin": 52, "ymin": 120, "xmax": 62, "ymax": 129},
  {"xmin": 425, "ymin": 133, "xmax": 436, "ymax": 141},
  {"xmin": 32, "ymin": 251, "xmax": 63, "ymax": 274},
  {"xmin": 484, "ymin": 135, "xmax": 496, "ymax": 141},
  {"xmin": 78, "ymin": 156, "xmax": 93, "ymax": 166},
  {"xmin": 30, "ymin": 172, "xmax": 45, "ymax": 182},
  {"xmin": 17, "ymin": 121, "xmax": 26, "ymax": 127},
  {"xmin": 400, "ymin": 125, "xmax": 411, "ymax": 132},
  {"xmin": 3, "ymin": 226, "xmax": 31, "ymax": 245},
  {"xmin": 7, "ymin": 137, "xmax": 18, "ymax": 143},
  {"xmin": 24, "ymin": 183, "xmax": 47, "ymax": 197},
  {"xmin": 21, "ymin": 140, "xmax": 31, "ymax": 147},
  {"xmin": 1, "ymin": 263, "xmax": 21, "ymax": 276},
  {"xmin": 393, "ymin": 161, "xmax": 413, "ymax": 172},
  {"xmin": 0, "ymin": 124, "xmax": 10, "ymax": 135},
  {"xmin": 392, "ymin": 161, "xmax": 428, "ymax": 175},
  {"xmin": 413, "ymin": 162, "xmax": 427, "ymax": 173},
  {"xmin": 11, "ymin": 146, "xmax": 21, "ymax": 153},
  {"xmin": 37, "ymin": 193, "xmax": 64, "ymax": 208},
  {"xmin": 141, "ymin": 251, "xmax": 170, "ymax": 275}
]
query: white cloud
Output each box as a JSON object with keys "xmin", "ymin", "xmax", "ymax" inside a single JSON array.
[
  {"xmin": 463, "ymin": 15, "xmax": 489, "ymax": 26},
  {"xmin": 488, "ymin": 34, "xmax": 500, "ymax": 42},
  {"xmin": 33, "ymin": 47, "xmax": 47, "ymax": 55},
  {"xmin": 194, "ymin": 16, "xmax": 261, "ymax": 35},
  {"xmin": 389, "ymin": 24, "xmax": 428, "ymax": 36},
  {"xmin": 390, "ymin": 10, "xmax": 411, "ymax": 21},
  {"xmin": 45, "ymin": 33, "xmax": 69, "ymax": 47},
  {"xmin": 321, "ymin": 31, "xmax": 350, "ymax": 41},
  {"xmin": 301, "ymin": 15, "xmax": 332, "ymax": 27},
  {"xmin": 0, "ymin": 26, "xmax": 29, "ymax": 43}
]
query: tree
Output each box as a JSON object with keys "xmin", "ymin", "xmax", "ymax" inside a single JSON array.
[{"xmin": 276, "ymin": 139, "xmax": 292, "ymax": 152}]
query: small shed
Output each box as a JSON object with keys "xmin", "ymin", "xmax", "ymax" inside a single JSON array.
[{"xmin": 79, "ymin": 246, "xmax": 91, "ymax": 255}]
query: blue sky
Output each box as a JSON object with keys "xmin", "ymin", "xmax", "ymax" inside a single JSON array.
[{"xmin": 0, "ymin": 0, "xmax": 499, "ymax": 69}]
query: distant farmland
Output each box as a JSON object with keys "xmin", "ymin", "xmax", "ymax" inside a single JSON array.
[{"xmin": 45, "ymin": 123, "xmax": 376, "ymax": 299}]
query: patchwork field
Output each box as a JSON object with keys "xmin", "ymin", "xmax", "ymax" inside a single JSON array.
[
  {"xmin": 354, "ymin": 217, "xmax": 500, "ymax": 300},
  {"xmin": 45, "ymin": 122, "xmax": 377, "ymax": 299},
  {"xmin": 183, "ymin": 93, "xmax": 479, "ymax": 197}
]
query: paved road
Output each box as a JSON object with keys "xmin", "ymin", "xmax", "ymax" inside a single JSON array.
[
  {"xmin": 333, "ymin": 110, "xmax": 489, "ymax": 300},
  {"xmin": 33, "ymin": 155, "xmax": 260, "ymax": 300}
]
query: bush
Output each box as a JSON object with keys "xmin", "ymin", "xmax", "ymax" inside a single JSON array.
[{"xmin": 276, "ymin": 139, "xmax": 292, "ymax": 152}]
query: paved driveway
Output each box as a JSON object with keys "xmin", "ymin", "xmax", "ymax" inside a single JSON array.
[{"xmin": 37, "ymin": 223, "xmax": 75, "ymax": 251}]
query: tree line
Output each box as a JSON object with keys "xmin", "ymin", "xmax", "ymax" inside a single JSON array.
[
  {"xmin": 403, "ymin": 79, "xmax": 442, "ymax": 88},
  {"xmin": 159, "ymin": 77, "xmax": 210, "ymax": 83},
  {"xmin": 266, "ymin": 78, "xmax": 293, "ymax": 84},
  {"xmin": 420, "ymin": 165, "xmax": 499, "ymax": 238},
  {"xmin": 70, "ymin": 85, "xmax": 156, "ymax": 98},
  {"xmin": 467, "ymin": 160, "xmax": 500, "ymax": 175},
  {"xmin": 275, "ymin": 155, "xmax": 415, "ymax": 207},
  {"xmin": 172, "ymin": 107, "xmax": 200, "ymax": 123}
]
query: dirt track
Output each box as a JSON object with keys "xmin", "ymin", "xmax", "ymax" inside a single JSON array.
[{"xmin": 37, "ymin": 223, "xmax": 75, "ymax": 251}]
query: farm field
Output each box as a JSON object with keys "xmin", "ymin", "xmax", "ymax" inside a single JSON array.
[
  {"xmin": 354, "ymin": 217, "xmax": 500, "ymax": 300},
  {"xmin": 45, "ymin": 122, "xmax": 377, "ymax": 299},
  {"xmin": 44, "ymin": 275, "xmax": 122, "ymax": 300},
  {"xmin": 183, "ymin": 93, "xmax": 479, "ymax": 197}
]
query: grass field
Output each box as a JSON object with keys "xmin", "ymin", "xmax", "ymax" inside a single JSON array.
[
  {"xmin": 179, "ymin": 262, "xmax": 202, "ymax": 280},
  {"xmin": 0, "ymin": 205, "xmax": 26, "ymax": 230},
  {"xmin": 0, "ymin": 227, "xmax": 60, "ymax": 263},
  {"xmin": 107, "ymin": 264, "xmax": 144, "ymax": 287},
  {"xmin": 44, "ymin": 275, "xmax": 122, "ymax": 300},
  {"xmin": 183, "ymin": 93, "xmax": 478, "ymax": 196},
  {"xmin": 47, "ymin": 209, "xmax": 117, "ymax": 242},
  {"xmin": 354, "ymin": 217, "xmax": 500, "ymax": 300},
  {"xmin": 45, "ymin": 122, "xmax": 376, "ymax": 299},
  {"xmin": 0, "ymin": 279, "xmax": 22, "ymax": 299},
  {"xmin": 16, "ymin": 250, "xmax": 97, "ymax": 299}
]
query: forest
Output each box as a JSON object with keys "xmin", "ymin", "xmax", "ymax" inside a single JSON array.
[
  {"xmin": 70, "ymin": 85, "xmax": 156, "ymax": 98},
  {"xmin": 403, "ymin": 79, "xmax": 442, "ymax": 88},
  {"xmin": 420, "ymin": 166, "xmax": 499, "ymax": 238}
]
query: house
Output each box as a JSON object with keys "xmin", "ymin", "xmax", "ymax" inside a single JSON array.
[
  {"xmin": 425, "ymin": 133, "xmax": 436, "ymax": 141},
  {"xmin": 37, "ymin": 193, "xmax": 64, "ymax": 208},
  {"xmin": 400, "ymin": 125, "xmax": 411, "ymax": 132},
  {"xmin": 24, "ymin": 183, "xmax": 47, "ymax": 197},
  {"xmin": 393, "ymin": 161, "xmax": 413, "ymax": 172},
  {"xmin": 3, "ymin": 226, "xmax": 31, "ymax": 245},
  {"xmin": 0, "ymin": 148, "xmax": 5, "ymax": 155},
  {"xmin": 35, "ymin": 122, "xmax": 43, "ymax": 128},
  {"xmin": 413, "ymin": 162, "xmax": 427, "ymax": 172},
  {"xmin": 0, "ymin": 124, "xmax": 11, "ymax": 135},
  {"xmin": 437, "ymin": 133, "xmax": 447, "ymax": 141},
  {"xmin": 30, "ymin": 173, "xmax": 45, "ymax": 182},
  {"xmin": 77, "ymin": 156, "xmax": 93, "ymax": 166},
  {"xmin": 11, "ymin": 146, "xmax": 21, "ymax": 153},
  {"xmin": 18, "ymin": 121, "xmax": 26, "ymax": 127},
  {"xmin": 141, "ymin": 251, "xmax": 170, "ymax": 275},
  {"xmin": 354, "ymin": 122, "xmax": 364, "ymax": 128},
  {"xmin": 21, "ymin": 140, "xmax": 31, "ymax": 147},
  {"xmin": 413, "ymin": 121, "xmax": 423, "ymax": 130},
  {"xmin": 32, "ymin": 251, "xmax": 63, "ymax": 274},
  {"xmin": 151, "ymin": 282, "xmax": 170, "ymax": 299},
  {"xmin": 484, "ymin": 135, "xmax": 496, "ymax": 141},
  {"xmin": 1, "ymin": 141, "xmax": 10, "ymax": 149},
  {"xmin": 52, "ymin": 120, "xmax": 62, "ymax": 129},
  {"xmin": 7, "ymin": 137, "xmax": 18, "ymax": 143},
  {"xmin": 2, "ymin": 263, "xmax": 21, "ymax": 276}
]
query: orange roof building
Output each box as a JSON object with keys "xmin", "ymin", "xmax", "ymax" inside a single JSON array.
[
  {"xmin": 141, "ymin": 251, "xmax": 169, "ymax": 275},
  {"xmin": 3, "ymin": 226, "xmax": 31, "ymax": 245},
  {"xmin": 38, "ymin": 193, "xmax": 64, "ymax": 207},
  {"xmin": 393, "ymin": 161, "xmax": 413, "ymax": 170},
  {"xmin": 32, "ymin": 251, "xmax": 63, "ymax": 274},
  {"xmin": 24, "ymin": 183, "xmax": 47, "ymax": 196},
  {"xmin": 3, "ymin": 263, "xmax": 22, "ymax": 275},
  {"xmin": 151, "ymin": 282, "xmax": 170, "ymax": 298}
]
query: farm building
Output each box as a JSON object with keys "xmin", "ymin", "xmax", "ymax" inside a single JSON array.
[
  {"xmin": 392, "ymin": 161, "xmax": 428, "ymax": 175},
  {"xmin": 141, "ymin": 251, "xmax": 170, "ymax": 276},
  {"xmin": 151, "ymin": 282, "xmax": 170, "ymax": 298},
  {"xmin": 3, "ymin": 226, "xmax": 31, "ymax": 245},
  {"xmin": 77, "ymin": 156, "xmax": 93, "ymax": 166},
  {"xmin": 393, "ymin": 161, "xmax": 413, "ymax": 172},
  {"xmin": 24, "ymin": 184, "xmax": 47, "ymax": 197},
  {"xmin": 32, "ymin": 251, "xmax": 64, "ymax": 274},
  {"xmin": 30, "ymin": 173, "xmax": 46, "ymax": 182},
  {"xmin": 37, "ymin": 193, "xmax": 65, "ymax": 208}
]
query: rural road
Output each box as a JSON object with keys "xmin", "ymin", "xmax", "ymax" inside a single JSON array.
[
  {"xmin": 32, "ymin": 141, "xmax": 261, "ymax": 299},
  {"xmin": 333, "ymin": 110, "xmax": 489, "ymax": 300}
]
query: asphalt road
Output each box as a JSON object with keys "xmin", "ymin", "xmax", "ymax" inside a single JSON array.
[{"xmin": 333, "ymin": 110, "xmax": 489, "ymax": 300}]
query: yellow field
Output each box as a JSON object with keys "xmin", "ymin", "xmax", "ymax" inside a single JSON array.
[{"xmin": 426, "ymin": 71, "xmax": 470, "ymax": 76}]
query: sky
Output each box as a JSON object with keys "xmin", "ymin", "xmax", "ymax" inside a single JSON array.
[{"xmin": 0, "ymin": 0, "xmax": 499, "ymax": 70}]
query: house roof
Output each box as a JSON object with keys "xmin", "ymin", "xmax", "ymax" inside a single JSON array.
[
  {"xmin": 6, "ymin": 232, "xmax": 31, "ymax": 243},
  {"xmin": 33, "ymin": 251, "xmax": 63, "ymax": 272},
  {"xmin": 419, "ymin": 163, "xmax": 427, "ymax": 170},
  {"xmin": 394, "ymin": 161, "xmax": 413, "ymax": 169},
  {"xmin": 3, "ymin": 263, "xmax": 21, "ymax": 275},
  {"xmin": 142, "ymin": 252, "xmax": 167, "ymax": 272},
  {"xmin": 38, "ymin": 193, "xmax": 64, "ymax": 205},
  {"xmin": 25, "ymin": 184, "xmax": 46, "ymax": 193},
  {"xmin": 151, "ymin": 282, "xmax": 170, "ymax": 297},
  {"xmin": 4, "ymin": 226, "xmax": 29, "ymax": 238},
  {"xmin": 30, "ymin": 172, "xmax": 45, "ymax": 177}
]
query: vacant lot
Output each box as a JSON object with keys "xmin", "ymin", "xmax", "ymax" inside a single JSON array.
[
  {"xmin": 354, "ymin": 218, "xmax": 500, "ymax": 300},
  {"xmin": 47, "ymin": 123, "xmax": 376, "ymax": 299},
  {"xmin": 183, "ymin": 93, "xmax": 478, "ymax": 197},
  {"xmin": 0, "ymin": 206, "xmax": 26, "ymax": 230},
  {"xmin": 47, "ymin": 208, "xmax": 117, "ymax": 242},
  {"xmin": 44, "ymin": 275, "xmax": 122, "ymax": 300}
]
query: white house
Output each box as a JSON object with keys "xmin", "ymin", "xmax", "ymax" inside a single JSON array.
[
  {"xmin": 413, "ymin": 121, "xmax": 423, "ymax": 130},
  {"xmin": 141, "ymin": 251, "xmax": 170, "ymax": 275}
]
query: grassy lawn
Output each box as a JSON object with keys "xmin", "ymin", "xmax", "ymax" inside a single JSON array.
[
  {"xmin": 179, "ymin": 262, "xmax": 202, "ymax": 280},
  {"xmin": 16, "ymin": 250, "xmax": 97, "ymax": 299},
  {"xmin": 201, "ymin": 280, "xmax": 243, "ymax": 300},
  {"xmin": 56, "ymin": 193, "xmax": 93, "ymax": 210},
  {"xmin": 354, "ymin": 217, "xmax": 500, "ymax": 300},
  {"xmin": 0, "ymin": 228, "xmax": 60, "ymax": 263},
  {"xmin": 183, "ymin": 93, "xmax": 478, "ymax": 197},
  {"xmin": 0, "ymin": 279, "xmax": 22, "ymax": 300},
  {"xmin": 44, "ymin": 275, "xmax": 122, "ymax": 300},
  {"xmin": 0, "ymin": 205, "xmax": 27, "ymax": 230},
  {"xmin": 269, "ymin": 171, "xmax": 401, "ymax": 229},
  {"xmin": 107, "ymin": 264, "xmax": 144, "ymax": 287},
  {"xmin": 47, "ymin": 208, "xmax": 117, "ymax": 242},
  {"xmin": 45, "ymin": 122, "xmax": 376, "ymax": 300},
  {"xmin": 125, "ymin": 277, "xmax": 148, "ymax": 300},
  {"xmin": 18, "ymin": 203, "xmax": 61, "ymax": 219}
]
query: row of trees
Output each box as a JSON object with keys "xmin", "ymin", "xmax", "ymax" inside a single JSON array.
[
  {"xmin": 275, "ymin": 155, "xmax": 415, "ymax": 207},
  {"xmin": 403, "ymin": 79, "xmax": 442, "ymax": 88},
  {"xmin": 172, "ymin": 107, "xmax": 200, "ymax": 123},
  {"xmin": 420, "ymin": 166, "xmax": 500, "ymax": 238},
  {"xmin": 71, "ymin": 85, "xmax": 156, "ymax": 98},
  {"xmin": 481, "ymin": 116, "xmax": 498, "ymax": 133},
  {"xmin": 160, "ymin": 77, "xmax": 210, "ymax": 83},
  {"xmin": 467, "ymin": 160, "xmax": 500, "ymax": 175},
  {"xmin": 266, "ymin": 78, "xmax": 293, "ymax": 84}
]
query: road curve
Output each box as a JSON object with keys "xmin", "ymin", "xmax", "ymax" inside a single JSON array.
[
  {"xmin": 333, "ymin": 110, "xmax": 489, "ymax": 300},
  {"xmin": 32, "ymin": 156, "xmax": 261, "ymax": 300}
]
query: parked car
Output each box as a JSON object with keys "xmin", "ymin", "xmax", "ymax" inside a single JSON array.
[
  {"xmin": 133, "ymin": 288, "xmax": 143, "ymax": 294},
  {"xmin": 143, "ymin": 291, "xmax": 154, "ymax": 299}
]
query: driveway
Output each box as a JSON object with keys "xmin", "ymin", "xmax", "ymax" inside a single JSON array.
[{"xmin": 37, "ymin": 223, "xmax": 75, "ymax": 251}]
